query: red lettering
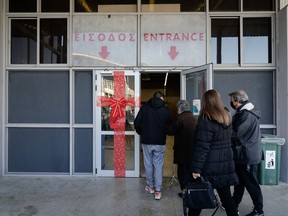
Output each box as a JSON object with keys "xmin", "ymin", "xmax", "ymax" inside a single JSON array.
[
  {"xmin": 151, "ymin": 33, "xmax": 157, "ymax": 41},
  {"xmin": 191, "ymin": 33, "xmax": 197, "ymax": 41},
  {"xmin": 108, "ymin": 33, "xmax": 115, "ymax": 41},
  {"xmin": 129, "ymin": 33, "xmax": 135, "ymax": 41},
  {"xmin": 159, "ymin": 33, "xmax": 165, "ymax": 41},
  {"xmin": 182, "ymin": 33, "xmax": 189, "ymax": 41},
  {"xmin": 118, "ymin": 33, "xmax": 126, "ymax": 41},
  {"xmin": 199, "ymin": 33, "xmax": 204, "ymax": 41},
  {"xmin": 89, "ymin": 33, "xmax": 94, "ymax": 41},
  {"xmin": 74, "ymin": 34, "xmax": 79, "ymax": 41},
  {"xmin": 144, "ymin": 33, "xmax": 148, "ymax": 41},
  {"xmin": 166, "ymin": 33, "xmax": 172, "ymax": 41},
  {"xmin": 98, "ymin": 33, "xmax": 105, "ymax": 41},
  {"xmin": 173, "ymin": 33, "xmax": 180, "ymax": 41}
]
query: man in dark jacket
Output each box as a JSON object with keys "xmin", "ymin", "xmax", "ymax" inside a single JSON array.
[
  {"xmin": 134, "ymin": 91, "xmax": 172, "ymax": 200},
  {"xmin": 229, "ymin": 90, "xmax": 264, "ymax": 216}
]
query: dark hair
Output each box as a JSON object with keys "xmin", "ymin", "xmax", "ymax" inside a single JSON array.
[{"xmin": 153, "ymin": 91, "xmax": 165, "ymax": 98}]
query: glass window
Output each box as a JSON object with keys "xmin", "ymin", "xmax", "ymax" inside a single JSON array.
[
  {"xmin": 243, "ymin": 18, "xmax": 272, "ymax": 64},
  {"xmin": 209, "ymin": 0, "xmax": 240, "ymax": 11},
  {"xmin": 211, "ymin": 19, "xmax": 239, "ymax": 64},
  {"xmin": 214, "ymin": 70, "xmax": 274, "ymax": 125},
  {"xmin": 9, "ymin": 0, "xmax": 37, "ymax": 12},
  {"xmin": 11, "ymin": 19, "xmax": 37, "ymax": 64},
  {"xmin": 8, "ymin": 128, "xmax": 69, "ymax": 173},
  {"xmin": 8, "ymin": 71, "xmax": 69, "ymax": 123},
  {"xmin": 75, "ymin": 71, "xmax": 93, "ymax": 124},
  {"xmin": 100, "ymin": 75, "xmax": 135, "ymax": 131},
  {"xmin": 243, "ymin": 0, "xmax": 274, "ymax": 11},
  {"xmin": 75, "ymin": 0, "xmax": 137, "ymax": 12},
  {"xmin": 40, "ymin": 19, "xmax": 67, "ymax": 64},
  {"xmin": 41, "ymin": 0, "xmax": 69, "ymax": 12},
  {"xmin": 74, "ymin": 128, "xmax": 93, "ymax": 173},
  {"xmin": 141, "ymin": 0, "xmax": 205, "ymax": 12}
]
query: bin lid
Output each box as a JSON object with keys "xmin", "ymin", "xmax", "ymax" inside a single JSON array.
[{"xmin": 261, "ymin": 134, "xmax": 285, "ymax": 145}]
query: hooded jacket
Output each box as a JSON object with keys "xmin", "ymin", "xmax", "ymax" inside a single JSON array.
[
  {"xmin": 231, "ymin": 101, "xmax": 263, "ymax": 165},
  {"xmin": 190, "ymin": 115, "xmax": 239, "ymax": 189},
  {"xmin": 134, "ymin": 97, "xmax": 172, "ymax": 145}
]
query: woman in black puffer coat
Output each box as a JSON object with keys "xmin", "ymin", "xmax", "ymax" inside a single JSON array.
[{"xmin": 189, "ymin": 90, "xmax": 239, "ymax": 216}]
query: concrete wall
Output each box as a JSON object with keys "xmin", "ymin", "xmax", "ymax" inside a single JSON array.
[{"xmin": 277, "ymin": 6, "xmax": 288, "ymax": 183}]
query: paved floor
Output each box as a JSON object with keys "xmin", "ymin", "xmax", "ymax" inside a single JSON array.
[{"xmin": 0, "ymin": 176, "xmax": 287, "ymax": 216}]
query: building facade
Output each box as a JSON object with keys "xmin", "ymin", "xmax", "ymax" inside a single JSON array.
[{"xmin": 0, "ymin": 0, "xmax": 288, "ymax": 182}]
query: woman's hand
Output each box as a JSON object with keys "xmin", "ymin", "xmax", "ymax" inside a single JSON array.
[{"xmin": 192, "ymin": 173, "xmax": 201, "ymax": 179}]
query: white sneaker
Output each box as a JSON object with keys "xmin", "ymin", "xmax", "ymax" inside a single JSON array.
[
  {"xmin": 154, "ymin": 191, "xmax": 162, "ymax": 200},
  {"xmin": 145, "ymin": 185, "xmax": 155, "ymax": 194}
]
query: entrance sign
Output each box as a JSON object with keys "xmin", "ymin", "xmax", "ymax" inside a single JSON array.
[
  {"xmin": 72, "ymin": 15, "xmax": 137, "ymax": 66},
  {"xmin": 141, "ymin": 15, "xmax": 206, "ymax": 66}
]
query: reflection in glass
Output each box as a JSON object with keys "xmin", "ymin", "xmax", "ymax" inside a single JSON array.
[
  {"xmin": 41, "ymin": 0, "xmax": 69, "ymax": 12},
  {"xmin": 243, "ymin": 0, "xmax": 274, "ymax": 11},
  {"xmin": 11, "ymin": 20, "xmax": 37, "ymax": 64},
  {"xmin": 9, "ymin": 0, "xmax": 37, "ymax": 12},
  {"xmin": 209, "ymin": 0, "xmax": 239, "ymax": 11},
  {"xmin": 243, "ymin": 18, "xmax": 271, "ymax": 64},
  {"xmin": 141, "ymin": 0, "xmax": 205, "ymax": 12},
  {"xmin": 75, "ymin": 0, "xmax": 137, "ymax": 12},
  {"xmin": 211, "ymin": 19, "xmax": 239, "ymax": 64},
  {"xmin": 40, "ymin": 19, "xmax": 67, "ymax": 64},
  {"xmin": 101, "ymin": 135, "xmax": 135, "ymax": 170},
  {"xmin": 101, "ymin": 75, "xmax": 135, "ymax": 131}
]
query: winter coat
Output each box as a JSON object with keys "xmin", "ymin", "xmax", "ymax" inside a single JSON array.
[
  {"xmin": 134, "ymin": 97, "xmax": 172, "ymax": 145},
  {"xmin": 190, "ymin": 115, "xmax": 239, "ymax": 189},
  {"xmin": 166, "ymin": 111, "xmax": 197, "ymax": 165},
  {"xmin": 231, "ymin": 102, "xmax": 263, "ymax": 165}
]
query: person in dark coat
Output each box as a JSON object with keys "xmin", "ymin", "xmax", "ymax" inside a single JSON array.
[
  {"xmin": 134, "ymin": 91, "xmax": 172, "ymax": 200},
  {"xmin": 190, "ymin": 90, "xmax": 239, "ymax": 216},
  {"xmin": 229, "ymin": 90, "xmax": 264, "ymax": 216},
  {"xmin": 166, "ymin": 100, "xmax": 197, "ymax": 197}
]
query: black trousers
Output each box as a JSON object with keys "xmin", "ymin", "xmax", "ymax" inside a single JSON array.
[
  {"xmin": 177, "ymin": 163, "xmax": 190, "ymax": 190},
  {"xmin": 233, "ymin": 164, "xmax": 264, "ymax": 213},
  {"xmin": 188, "ymin": 185, "xmax": 239, "ymax": 216}
]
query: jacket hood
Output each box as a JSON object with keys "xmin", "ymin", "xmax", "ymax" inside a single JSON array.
[
  {"xmin": 240, "ymin": 102, "xmax": 261, "ymax": 119},
  {"xmin": 148, "ymin": 97, "xmax": 165, "ymax": 109}
]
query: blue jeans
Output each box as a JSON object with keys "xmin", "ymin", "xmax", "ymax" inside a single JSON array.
[{"xmin": 142, "ymin": 144, "xmax": 166, "ymax": 192}]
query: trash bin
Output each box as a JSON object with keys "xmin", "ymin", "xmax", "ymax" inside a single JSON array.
[{"xmin": 258, "ymin": 134, "xmax": 285, "ymax": 185}]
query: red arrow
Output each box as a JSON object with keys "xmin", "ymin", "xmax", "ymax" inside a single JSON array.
[
  {"xmin": 99, "ymin": 46, "xmax": 110, "ymax": 59},
  {"xmin": 167, "ymin": 46, "xmax": 179, "ymax": 60}
]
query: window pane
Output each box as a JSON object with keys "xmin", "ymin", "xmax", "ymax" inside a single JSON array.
[
  {"xmin": 101, "ymin": 75, "xmax": 135, "ymax": 131},
  {"xmin": 75, "ymin": 129, "xmax": 93, "ymax": 173},
  {"xmin": 9, "ymin": 0, "xmax": 37, "ymax": 12},
  {"xmin": 8, "ymin": 71, "xmax": 69, "ymax": 123},
  {"xmin": 209, "ymin": 0, "xmax": 240, "ymax": 11},
  {"xmin": 40, "ymin": 19, "xmax": 67, "ymax": 64},
  {"xmin": 11, "ymin": 19, "xmax": 37, "ymax": 64},
  {"xmin": 75, "ymin": 0, "xmax": 137, "ymax": 12},
  {"xmin": 214, "ymin": 71, "xmax": 274, "ymax": 124},
  {"xmin": 41, "ymin": 0, "xmax": 69, "ymax": 12},
  {"xmin": 211, "ymin": 19, "xmax": 239, "ymax": 64},
  {"xmin": 243, "ymin": 0, "xmax": 274, "ymax": 11},
  {"xmin": 243, "ymin": 18, "xmax": 272, "ymax": 64},
  {"xmin": 141, "ymin": 0, "xmax": 205, "ymax": 12},
  {"xmin": 8, "ymin": 128, "xmax": 69, "ymax": 173},
  {"xmin": 75, "ymin": 71, "xmax": 93, "ymax": 124}
]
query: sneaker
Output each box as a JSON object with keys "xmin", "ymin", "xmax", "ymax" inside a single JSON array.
[
  {"xmin": 154, "ymin": 191, "xmax": 162, "ymax": 200},
  {"xmin": 145, "ymin": 185, "xmax": 155, "ymax": 194},
  {"xmin": 245, "ymin": 210, "xmax": 264, "ymax": 216}
]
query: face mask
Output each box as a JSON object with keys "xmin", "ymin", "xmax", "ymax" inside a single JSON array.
[{"xmin": 230, "ymin": 101, "xmax": 236, "ymax": 110}]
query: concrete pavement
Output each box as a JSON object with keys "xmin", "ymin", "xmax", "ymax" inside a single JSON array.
[{"xmin": 0, "ymin": 176, "xmax": 287, "ymax": 216}]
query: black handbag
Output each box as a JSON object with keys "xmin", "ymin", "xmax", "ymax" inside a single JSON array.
[{"xmin": 182, "ymin": 176, "xmax": 219, "ymax": 216}]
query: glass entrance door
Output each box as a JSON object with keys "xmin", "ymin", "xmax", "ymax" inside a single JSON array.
[
  {"xmin": 95, "ymin": 70, "xmax": 140, "ymax": 177},
  {"xmin": 180, "ymin": 63, "xmax": 213, "ymax": 115}
]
